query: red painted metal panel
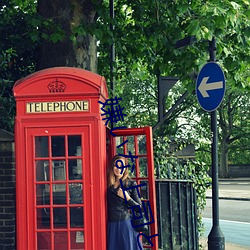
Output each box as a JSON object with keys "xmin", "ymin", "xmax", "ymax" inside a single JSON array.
[
  {"xmin": 13, "ymin": 67, "xmax": 108, "ymax": 99},
  {"xmin": 15, "ymin": 121, "xmax": 28, "ymax": 249}
]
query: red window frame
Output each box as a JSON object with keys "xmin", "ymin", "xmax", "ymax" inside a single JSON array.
[{"xmin": 110, "ymin": 126, "xmax": 158, "ymax": 250}]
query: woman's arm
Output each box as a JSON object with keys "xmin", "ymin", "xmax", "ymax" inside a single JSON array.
[
  {"xmin": 127, "ymin": 181, "xmax": 142, "ymax": 208},
  {"xmin": 116, "ymin": 181, "xmax": 142, "ymax": 207}
]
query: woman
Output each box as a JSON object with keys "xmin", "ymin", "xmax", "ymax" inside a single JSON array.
[{"xmin": 107, "ymin": 155, "xmax": 143, "ymax": 250}]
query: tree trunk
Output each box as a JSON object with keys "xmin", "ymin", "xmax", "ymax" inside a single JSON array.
[
  {"xmin": 219, "ymin": 140, "xmax": 229, "ymax": 178},
  {"xmin": 37, "ymin": 0, "xmax": 100, "ymax": 72}
]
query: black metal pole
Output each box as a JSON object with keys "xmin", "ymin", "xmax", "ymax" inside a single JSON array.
[
  {"xmin": 208, "ymin": 37, "xmax": 225, "ymax": 250},
  {"xmin": 110, "ymin": 0, "xmax": 115, "ymax": 94},
  {"xmin": 110, "ymin": 0, "xmax": 115, "ymax": 129}
]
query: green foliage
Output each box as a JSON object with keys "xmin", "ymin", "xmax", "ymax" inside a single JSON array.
[
  {"xmin": 0, "ymin": 1, "xmax": 37, "ymax": 77},
  {"xmin": 0, "ymin": 0, "xmax": 38, "ymax": 131},
  {"xmin": 96, "ymin": 0, "xmax": 249, "ymax": 177},
  {"xmin": 154, "ymin": 135, "xmax": 211, "ymax": 240},
  {"xmin": 97, "ymin": 0, "xmax": 249, "ymax": 94},
  {"xmin": 0, "ymin": 79, "xmax": 15, "ymax": 132}
]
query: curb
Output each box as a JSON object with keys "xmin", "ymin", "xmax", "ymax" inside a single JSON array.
[
  {"xmin": 218, "ymin": 178, "xmax": 250, "ymax": 182},
  {"xmin": 206, "ymin": 196, "xmax": 250, "ymax": 201}
]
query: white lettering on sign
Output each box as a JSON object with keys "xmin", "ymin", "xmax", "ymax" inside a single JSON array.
[{"xmin": 26, "ymin": 100, "xmax": 89, "ymax": 113}]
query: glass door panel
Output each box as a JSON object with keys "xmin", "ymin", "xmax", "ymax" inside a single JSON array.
[
  {"xmin": 70, "ymin": 207, "xmax": 83, "ymax": 227},
  {"xmin": 36, "ymin": 160, "xmax": 49, "ymax": 181},
  {"xmin": 70, "ymin": 231, "xmax": 84, "ymax": 249},
  {"xmin": 68, "ymin": 159, "xmax": 82, "ymax": 180},
  {"xmin": 35, "ymin": 136, "xmax": 49, "ymax": 157},
  {"xmin": 68, "ymin": 135, "xmax": 82, "ymax": 156},
  {"xmin": 54, "ymin": 232, "xmax": 68, "ymax": 249},
  {"xmin": 37, "ymin": 232, "xmax": 51, "ymax": 250},
  {"xmin": 33, "ymin": 130, "xmax": 86, "ymax": 250},
  {"xmin": 51, "ymin": 136, "xmax": 65, "ymax": 157}
]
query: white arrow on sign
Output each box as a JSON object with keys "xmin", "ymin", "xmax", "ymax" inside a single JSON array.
[{"xmin": 198, "ymin": 76, "xmax": 223, "ymax": 98}]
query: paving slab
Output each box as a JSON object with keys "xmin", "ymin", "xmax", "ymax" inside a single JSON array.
[{"xmin": 200, "ymin": 238, "xmax": 250, "ymax": 250}]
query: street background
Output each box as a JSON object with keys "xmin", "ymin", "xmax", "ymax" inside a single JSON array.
[{"xmin": 201, "ymin": 178, "xmax": 250, "ymax": 249}]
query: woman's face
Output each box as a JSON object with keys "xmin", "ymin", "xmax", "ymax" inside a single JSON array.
[{"xmin": 113, "ymin": 158, "xmax": 125, "ymax": 179}]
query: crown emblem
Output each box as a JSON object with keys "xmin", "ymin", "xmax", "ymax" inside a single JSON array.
[{"xmin": 47, "ymin": 79, "xmax": 66, "ymax": 93}]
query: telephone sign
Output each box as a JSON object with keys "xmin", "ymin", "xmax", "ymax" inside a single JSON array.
[{"xmin": 196, "ymin": 62, "xmax": 226, "ymax": 112}]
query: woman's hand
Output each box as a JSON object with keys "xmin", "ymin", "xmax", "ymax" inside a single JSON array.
[{"xmin": 117, "ymin": 188, "xmax": 131, "ymax": 201}]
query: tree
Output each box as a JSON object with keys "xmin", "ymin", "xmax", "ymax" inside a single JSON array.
[
  {"xmin": 2, "ymin": 0, "xmax": 249, "ymax": 88},
  {"xmin": 98, "ymin": 0, "xmax": 250, "ymax": 178},
  {"xmin": 218, "ymin": 89, "xmax": 250, "ymax": 177},
  {"xmin": 37, "ymin": 0, "xmax": 101, "ymax": 71},
  {"xmin": 100, "ymin": 0, "xmax": 249, "ymax": 89}
]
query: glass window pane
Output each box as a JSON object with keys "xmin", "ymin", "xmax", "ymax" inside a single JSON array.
[
  {"xmin": 37, "ymin": 232, "xmax": 51, "ymax": 250},
  {"xmin": 116, "ymin": 136, "xmax": 125, "ymax": 155},
  {"xmin": 69, "ymin": 183, "xmax": 83, "ymax": 204},
  {"xmin": 138, "ymin": 135, "xmax": 146, "ymax": 155},
  {"xmin": 68, "ymin": 135, "xmax": 81, "ymax": 156},
  {"xmin": 127, "ymin": 136, "xmax": 135, "ymax": 155},
  {"xmin": 43, "ymin": 185, "xmax": 50, "ymax": 206},
  {"xmin": 52, "ymin": 136, "xmax": 65, "ymax": 157},
  {"xmin": 37, "ymin": 208, "xmax": 50, "ymax": 229},
  {"xmin": 116, "ymin": 136, "xmax": 135, "ymax": 155},
  {"xmin": 53, "ymin": 208, "xmax": 67, "ymax": 227},
  {"xmin": 36, "ymin": 160, "xmax": 49, "ymax": 181},
  {"xmin": 129, "ymin": 163, "xmax": 136, "ymax": 178},
  {"xmin": 71, "ymin": 231, "xmax": 84, "ymax": 247},
  {"xmin": 141, "ymin": 202, "xmax": 152, "ymax": 245},
  {"xmin": 52, "ymin": 160, "xmax": 65, "ymax": 181},
  {"xmin": 68, "ymin": 159, "xmax": 82, "ymax": 180},
  {"xmin": 140, "ymin": 180, "xmax": 149, "ymax": 200},
  {"xmin": 139, "ymin": 157, "xmax": 148, "ymax": 177},
  {"xmin": 36, "ymin": 184, "xmax": 46, "ymax": 205},
  {"xmin": 35, "ymin": 136, "xmax": 48, "ymax": 157},
  {"xmin": 54, "ymin": 231, "xmax": 68, "ymax": 248},
  {"xmin": 53, "ymin": 184, "xmax": 66, "ymax": 204},
  {"xmin": 70, "ymin": 207, "xmax": 83, "ymax": 227}
]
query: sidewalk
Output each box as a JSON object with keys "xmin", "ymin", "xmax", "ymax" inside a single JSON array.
[
  {"xmin": 206, "ymin": 178, "xmax": 250, "ymax": 201},
  {"xmin": 200, "ymin": 238, "xmax": 250, "ymax": 250}
]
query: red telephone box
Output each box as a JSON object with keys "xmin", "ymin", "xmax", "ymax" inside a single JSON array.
[{"xmin": 13, "ymin": 67, "xmax": 158, "ymax": 250}]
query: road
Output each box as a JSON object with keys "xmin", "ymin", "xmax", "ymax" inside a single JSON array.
[
  {"xmin": 202, "ymin": 199, "xmax": 250, "ymax": 223},
  {"xmin": 202, "ymin": 180, "xmax": 250, "ymax": 249}
]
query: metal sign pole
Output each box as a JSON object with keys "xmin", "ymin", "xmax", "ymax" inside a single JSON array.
[{"xmin": 208, "ymin": 37, "xmax": 225, "ymax": 250}]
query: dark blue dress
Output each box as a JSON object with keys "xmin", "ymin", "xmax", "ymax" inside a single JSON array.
[
  {"xmin": 108, "ymin": 218, "xmax": 143, "ymax": 250},
  {"xmin": 107, "ymin": 180, "xmax": 143, "ymax": 250}
]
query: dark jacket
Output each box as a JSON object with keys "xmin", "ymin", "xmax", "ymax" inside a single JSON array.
[{"xmin": 107, "ymin": 179, "xmax": 142, "ymax": 222}]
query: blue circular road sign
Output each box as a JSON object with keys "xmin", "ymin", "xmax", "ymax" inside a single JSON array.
[{"xmin": 196, "ymin": 62, "xmax": 226, "ymax": 112}]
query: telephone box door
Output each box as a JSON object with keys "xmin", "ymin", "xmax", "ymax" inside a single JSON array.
[
  {"xmin": 111, "ymin": 126, "xmax": 158, "ymax": 250},
  {"xmin": 26, "ymin": 126, "xmax": 92, "ymax": 250}
]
